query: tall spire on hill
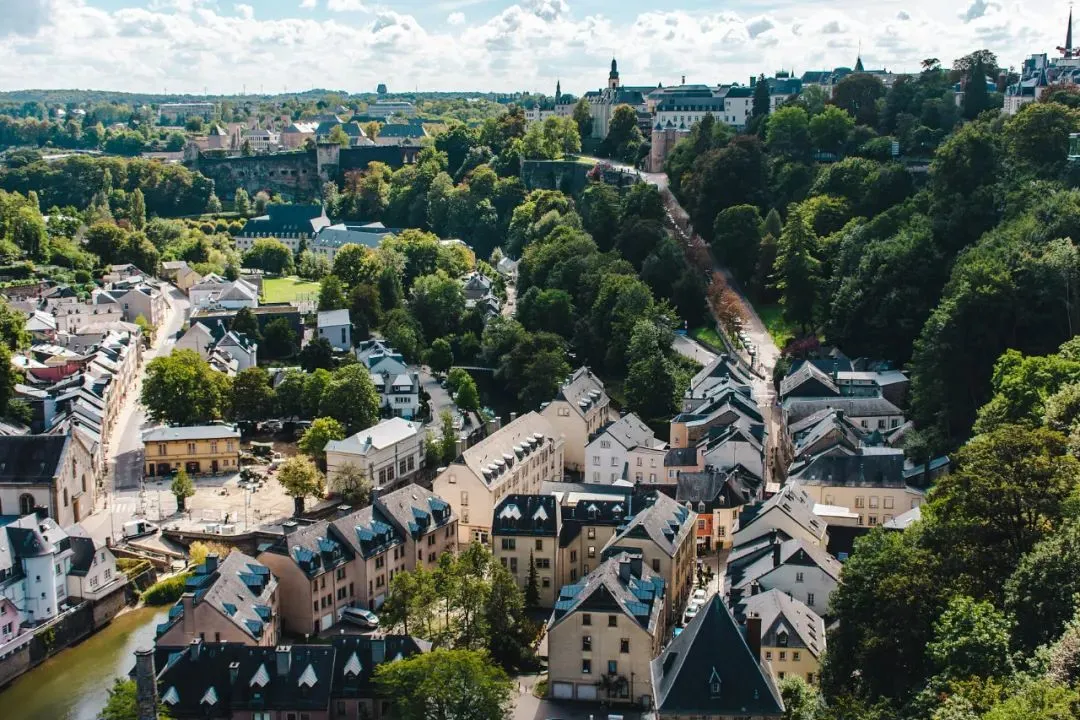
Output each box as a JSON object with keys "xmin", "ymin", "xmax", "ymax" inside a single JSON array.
[{"xmin": 1059, "ymin": 5, "xmax": 1078, "ymax": 58}]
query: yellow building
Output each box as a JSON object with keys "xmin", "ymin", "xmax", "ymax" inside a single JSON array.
[
  {"xmin": 740, "ymin": 587, "xmax": 826, "ymax": 685},
  {"xmin": 547, "ymin": 552, "xmax": 666, "ymax": 706},
  {"xmin": 142, "ymin": 425, "xmax": 241, "ymax": 477}
]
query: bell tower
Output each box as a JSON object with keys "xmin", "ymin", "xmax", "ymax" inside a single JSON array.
[{"xmin": 608, "ymin": 58, "xmax": 620, "ymax": 90}]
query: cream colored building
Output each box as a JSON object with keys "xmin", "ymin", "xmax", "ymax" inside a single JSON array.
[
  {"xmin": 741, "ymin": 588, "xmax": 827, "ymax": 685},
  {"xmin": 433, "ymin": 412, "xmax": 563, "ymax": 545},
  {"xmin": 547, "ymin": 552, "xmax": 666, "ymax": 706},
  {"xmin": 324, "ymin": 417, "xmax": 425, "ymax": 494},
  {"xmin": 584, "ymin": 412, "xmax": 667, "ymax": 485},
  {"xmin": 541, "ymin": 367, "xmax": 614, "ymax": 472},
  {"xmin": 788, "ymin": 448, "xmax": 925, "ymax": 528},
  {"xmin": 603, "ymin": 491, "xmax": 697, "ymax": 624}
]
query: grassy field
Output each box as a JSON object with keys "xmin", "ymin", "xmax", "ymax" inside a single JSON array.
[
  {"xmin": 262, "ymin": 276, "xmax": 321, "ymax": 303},
  {"xmin": 758, "ymin": 304, "xmax": 797, "ymax": 349},
  {"xmin": 690, "ymin": 326, "xmax": 726, "ymax": 351}
]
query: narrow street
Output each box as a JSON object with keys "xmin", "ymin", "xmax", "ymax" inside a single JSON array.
[{"xmin": 80, "ymin": 285, "xmax": 189, "ymax": 545}]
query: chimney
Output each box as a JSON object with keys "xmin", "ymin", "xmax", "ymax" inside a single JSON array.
[
  {"xmin": 510, "ymin": 411, "xmax": 517, "ymax": 422},
  {"xmin": 746, "ymin": 615, "xmax": 762, "ymax": 663},
  {"xmin": 772, "ymin": 543, "xmax": 781, "ymax": 568},
  {"xmin": 134, "ymin": 648, "xmax": 159, "ymax": 720},
  {"xmin": 205, "ymin": 553, "xmax": 219, "ymax": 573},
  {"xmin": 181, "ymin": 593, "xmax": 195, "ymax": 637},
  {"xmin": 751, "ymin": 580, "xmax": 761, "ymax": 596},
  {"xmin": 629, "ymin": 554, "xmax": 643, "ymax": 578},
  {"xmin": 229, "ymin": 661, "xmax": 240, "ymax": 685},
  {"xmin": 618, "ymin": 559, "xmax": 632, "ymax": 584},
  {"xmin": 276, "ymin": 645, "xmax": 291, "ymax": 677},
  {"xmin": 189, "ymin": 637, "xmax": 201, "ymax": 661}
]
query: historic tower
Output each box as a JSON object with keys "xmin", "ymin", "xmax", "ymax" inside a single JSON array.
[{"xmin": 608, "ymin": 58, "xmax": 620, "ymax": 90}]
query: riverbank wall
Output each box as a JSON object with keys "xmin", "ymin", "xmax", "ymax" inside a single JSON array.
[{"xmin": 0, "ymin": 583, "xmax": 131, "ymax": 688}]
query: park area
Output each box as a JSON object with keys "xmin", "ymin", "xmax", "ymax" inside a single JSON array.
[{"xmin": 262, "ymin": 276, "xmax": 321, "ymax": 303}]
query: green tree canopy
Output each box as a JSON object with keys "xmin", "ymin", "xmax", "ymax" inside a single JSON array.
[{"xmin": 141, "ymin": 350, "xmax": 230, "ymax": 425}]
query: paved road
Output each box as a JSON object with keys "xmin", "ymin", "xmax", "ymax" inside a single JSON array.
[
  {"xmin": 420, "ymin": 367, "xmax": 454, "ymax": 427},
  {"xmin": 671, "ymin": 334, "xmax": 716, "ymax": 367},
  {"xmin": 80, "ymin": 285, "xmax": 188, "ymax": 545}
]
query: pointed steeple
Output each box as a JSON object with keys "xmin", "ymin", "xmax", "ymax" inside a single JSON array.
[
  {"xmin": 555, "ymin": 79, "xmax": 561, "ymax": 104},
  {"xmin": 854, "ymin": 40, "xmax": 864, "ymax": 72},
  {"xmin": 1059, "ymin": 6, "xmax": 1077, "ymax": 58}
]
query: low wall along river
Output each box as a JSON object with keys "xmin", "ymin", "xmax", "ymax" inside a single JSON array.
[{"xmin": 1, "ymin": 607, "xmax": 164, "ymax": 720}]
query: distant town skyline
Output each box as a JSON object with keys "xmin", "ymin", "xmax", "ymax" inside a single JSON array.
[{"xmin": 0, "ymin": 0, "xmax": 1075, "ymax": 95}]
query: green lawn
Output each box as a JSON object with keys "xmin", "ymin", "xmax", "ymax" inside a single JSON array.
[
  {"xmin": 262, "ymin": 276, "xmax": 321, "ymax": 303},
  {"xmin": 758, "ymin": 304, "xmax": 796, "ymax": 348},
  {"xmin": 690, "ymin": 326, "xmax": 725, "ymax": 351}
]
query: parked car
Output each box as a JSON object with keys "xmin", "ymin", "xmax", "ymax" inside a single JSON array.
[
  {"xmin": 341, "ymin": 607, "xmax": 380, "ymax": 630},
  {"xmin": 692, "ymin": 588, "xmax": 708, "ymax": 602},
  {"xmin": 683, "ymin": 601, "xmax": 702, "ymax": 624}
]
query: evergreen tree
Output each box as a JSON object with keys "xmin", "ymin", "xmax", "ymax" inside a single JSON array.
[
  {"xmin": 234, "ymin": 188, "xmax": 251, "ymax": 217},
  {"xmin": 772, "ymin": 206, "xmax": 820, "ymax": 334},
  {"xmin": 963, "ymin": 56, "xmax": 990, "ymax": 120},
  {"xmin": 752, "ymin": 74, "xmax": 771, "ymax": 118},
  {"xmin": 524, "ymin": 552, "xmax": 540, "ymax": 610}
]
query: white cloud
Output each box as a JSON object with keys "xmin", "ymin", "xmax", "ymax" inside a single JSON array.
[
  {"xmin": 300, "ymin": 0, "xmax": 317, "ymax": 8},
  {"xmin": 326, "ymin": 0, "xmax": 367, "ymax": 11},
  {"xmin": 0, "ymin": 0, "xmax": 1067, "ymax": 95}
]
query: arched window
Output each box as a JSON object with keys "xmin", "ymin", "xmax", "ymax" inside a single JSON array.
[
  {"xmin": 19, "ymin": 494, "xmax": 35, "ymax": 515},
  {"xmin": 63, "ymin": 488, "xmax": 69, "ymax": 507}
]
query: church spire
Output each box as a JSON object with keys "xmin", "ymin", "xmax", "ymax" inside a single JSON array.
[
  {"xmin": 854, "ymin": 40, "xmax": 864, "ymax": 72},
  {"xmin": 555, "ymin": 79, "xmax": 561, "ymax": 104},
  {"xmin": 1060, "ymin": 6, "xmax": 1077, "ymax": 58},
  {"xmin": 608, "ymin": 57, "xmax": 620, "ymax": 90}
]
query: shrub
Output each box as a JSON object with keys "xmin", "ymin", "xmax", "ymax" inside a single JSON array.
[{"xmin": 141, "ymin": 572, "xmax": 191, "ymax": 605}]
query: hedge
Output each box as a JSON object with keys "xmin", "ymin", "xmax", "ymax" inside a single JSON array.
[{"xmin": 141, "ymin": 572, "xmax": 191, "ymax": 605}]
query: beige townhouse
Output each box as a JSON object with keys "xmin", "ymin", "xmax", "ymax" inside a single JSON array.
[
  {"xmin": 433, "ymin": 411, "xmax": 563, "ymax": 545},
  {"xmin": 541, "ymin": 367, "xmax": 615, "ymax": 472},
  {"xmin": 258, "ymin": 484, "xmax": 456, "ymax": 634},
  {"xmin": 547, "ymin": 552, "xmax": 666, "ymax": 706}
]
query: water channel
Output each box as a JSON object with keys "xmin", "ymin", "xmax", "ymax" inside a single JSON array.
[{"xmin": 1, "ymin": 607, "xmax": 165, "ymax": 720}]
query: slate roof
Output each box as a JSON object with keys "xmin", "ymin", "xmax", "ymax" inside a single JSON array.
[
  {"xmin": 726, "ymin": 537, "xmax": 843, "ymax": 594},
  {"xmin": 737, "ymin": 484, "xmax": 826, "ymax": 543},
  {"xmin": 328, "ymin": 635, "xmax": 429, "ymax": 699},
  {"xmin": 312, "ymin": 223, "xmax": 399, "ymax": 250},
  {"xmin": 558, "ymin": 494, "xmax": 634, "ymax": 546},
  {"xmin": 142, "ymin": 425, "xmax": 240, "ymax": 443},
  {"xmin": 651, "ymin": 594, "xmax": 784, "ymax": 716},
  {"xmin": 676, "ymin": 470, "xmax": 756, "ymax": 511},
  {"xmin": 686, "ymin": 354, "xmax": 753, "ymax": 399},
  {"xmin": 264, "ymin": 521, "xmax": 355, "ymax": 578},
  {"xmin": 554, "ymin": 367, "xmax": 608, "ymax": 419},
  {"xmin": 155, "ymin": 642, "xmax": 336, "ymax": 715},
  {"xmin": 376, "ymin": 124, "xmax": 427, "ymax": 139},
  {"xmin": 788, "ymin": 447, "xmax": 909, "ymax": 489},
  {"xmin": 330, "ymin": 506, "xmax": 404, "ymax": 561},
  {"xmin": 605, "ymin": 491, "xmax": 694, "ymax": 558},
  {"xmin": 883, "ymin": 505, "xmax": 922, "ymax": 530},
  {"xmin": 549, "ymin": 552, "xmax": 665, "ymax": 633},
  {"xmin": 590, "ymin": 413, "xmax": 665, "ymax": 452},
  {"xmin": 493, "ymin": 494, "xmax": 558, "ymax": 536},
  {"xmin": 374, "ymin": 483, "xmax": 455, "ymax": 540},
  {"xmin": 66, "ymin": 524, "xmax": 98, "ymax": 576},
  {"xmin": 664, "ymin": 446, "xmax": 700, "ymax": 467},
  {"xmin": 157, "ymin": 552, "xmax": 277, "ymax": 641},
  {"xmin": 0, "ymin": 434, "xmax": 69, "ymax": 485},
  {"xmin": 460, "ymin": 412, "xmax": 554, "ymax": 486},
  {"xmin": 239, "ymin": 204, "xmax": 330, "ymax": 237},
  {"xmin": 783, "ymin": 396, "xmax": 903, "ymax": 425},
  {"xmin": 737, "ymin": 588, "xmax": 826, "ymax": 659},
  {"xmin": 791, "ymin": 409, "xmax": 866, "ymax": 457},
  {"xmin": 779, "ymin": 362, "xmax": 839, "ymax": 399}
]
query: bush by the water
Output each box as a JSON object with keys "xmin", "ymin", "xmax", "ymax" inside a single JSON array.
[{"xmin": 141, "ymin": 573, "xmax": 191, "ymax": 605}]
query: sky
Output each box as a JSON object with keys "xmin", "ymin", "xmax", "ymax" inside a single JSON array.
[{"xmin": 0, "ymin": 0, "xmax": 1071, "ymax": 96}]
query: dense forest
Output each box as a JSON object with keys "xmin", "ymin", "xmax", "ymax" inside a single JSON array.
[{"xmin": 664, "ymin": 51, "xmax": 1080, "ymax": 720}]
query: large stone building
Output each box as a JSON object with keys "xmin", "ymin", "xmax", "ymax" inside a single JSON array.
[
  {"xmin": 433, "ymin": 412, "xmax": 564, "ymax": 545},
  {"xmin": 0, "ymin": 433, "xmax": 97, "ymax": 526}
]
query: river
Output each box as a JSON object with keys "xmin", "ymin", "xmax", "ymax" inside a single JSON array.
[{"xmin": 1, "ymin": 607, "xmax": 165, "ymax": 720}]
